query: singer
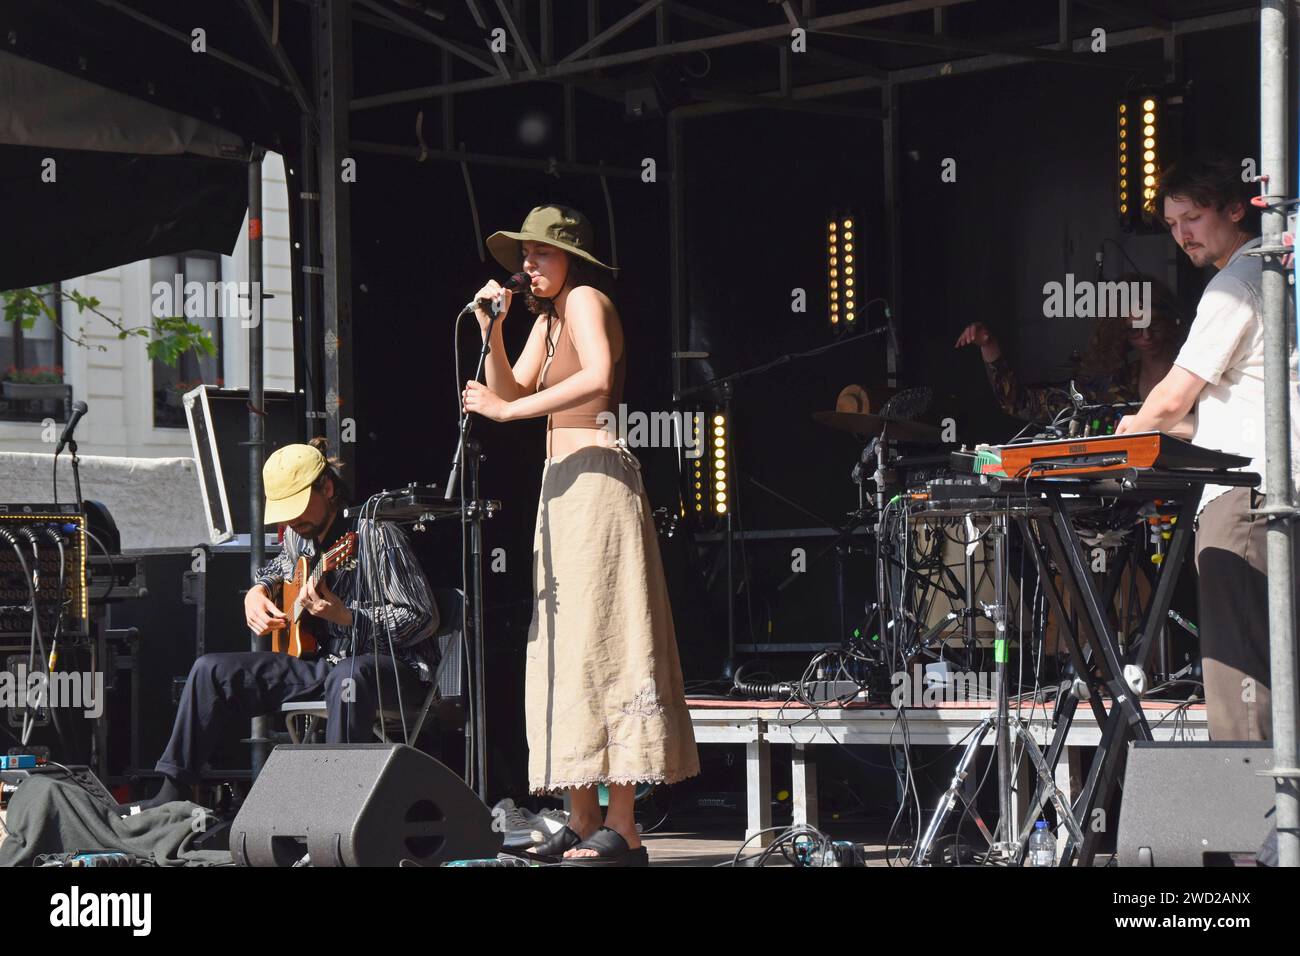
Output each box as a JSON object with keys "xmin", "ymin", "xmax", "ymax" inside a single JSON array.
[{"xmin": 461, "ymin": 204, "xmax": 699, "ymax": 866}]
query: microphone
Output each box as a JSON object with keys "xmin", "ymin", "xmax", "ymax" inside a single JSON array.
[
  {"xmin": 461, "ymin": 271, "xmax": 533, "ymax": 315},
  {"xmin": 56, "ymin": 401, "xmax": 88, "ymax": 455},
  {"xmin": 884, "ymin": 305, "xmax": 901, "ymax": 361}
]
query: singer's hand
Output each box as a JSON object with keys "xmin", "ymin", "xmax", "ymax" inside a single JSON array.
[
  {"xmin": 463, "ymin": 379, "xmax": 511, "ymax": 421},
  {"xmin": 472, "ymin": 279, "xmax": 513, "ymax": 337}
]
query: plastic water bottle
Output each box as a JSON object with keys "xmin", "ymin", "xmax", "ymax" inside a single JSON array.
[{"xmin": 1026, "ymin": 820, "xmax": 1056, "ymax": 867}]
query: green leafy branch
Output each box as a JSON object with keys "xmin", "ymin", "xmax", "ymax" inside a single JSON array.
[{"xmin": 1, "ymin": 284, "xmax": 216, "ymax": 365}]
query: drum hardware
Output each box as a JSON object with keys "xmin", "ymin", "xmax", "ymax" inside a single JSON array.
[{"xmin": 844, "ymin": 418, "xmax": 1258, "ymax": 864}]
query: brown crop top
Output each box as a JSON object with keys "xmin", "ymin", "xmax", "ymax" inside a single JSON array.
[{"xmin": 535, "ymin": 316, "xmax": 626, "ymax": 429}]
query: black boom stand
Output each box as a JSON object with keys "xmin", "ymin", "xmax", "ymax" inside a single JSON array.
[
  {"xmin": 674, "ymin": 325, "xmax": 892, "ymax": 675},
  {"xmin": 442, "ymin": 294, "xmax": 508, "ymax": 803}
]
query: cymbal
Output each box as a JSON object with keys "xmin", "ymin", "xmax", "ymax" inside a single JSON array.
[{"xmin": 812, "ymin": 410, "xmax": 943, "ymax": 443}]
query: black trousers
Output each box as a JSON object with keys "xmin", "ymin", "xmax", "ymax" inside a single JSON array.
[{"xmin": 156, "ymin": 650, "xmax": 428, "ymax": 784}]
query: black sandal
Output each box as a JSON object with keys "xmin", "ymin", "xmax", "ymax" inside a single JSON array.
[
  {"xmin": 516, "ymin": 825, "xmax": 584, "ymax": 863},
  {"xmin": 560, "ymin": 827, "xmax": 650, "ymax": 867}
]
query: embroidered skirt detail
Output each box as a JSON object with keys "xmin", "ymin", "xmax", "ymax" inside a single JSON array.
[{"xmin": 525, "ymin": 442, "xmax": 700, "ymax": 793}]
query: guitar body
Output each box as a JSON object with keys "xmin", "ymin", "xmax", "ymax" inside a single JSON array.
[
  {"xmin": 260, "ymin": 531, "xmax": 356, "ymax": 658},
  {"xmin": 267, "ymin": 557, "xmax": 321, "ymax": 657}
]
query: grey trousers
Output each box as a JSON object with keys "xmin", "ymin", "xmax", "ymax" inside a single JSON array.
[{"xmin": 1195, "ymin": 487, "xmax": 1298, "ymax": 741}]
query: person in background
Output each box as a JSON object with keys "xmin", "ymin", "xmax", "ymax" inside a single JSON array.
[{"xmin": 955, "ymin": 274, "xmax": 1187, "ymax": 432}]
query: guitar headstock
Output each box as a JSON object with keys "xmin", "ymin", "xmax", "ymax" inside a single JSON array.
[{"xmin": 321, "ymin": 531, "xmax": 357, "ymax": 574}]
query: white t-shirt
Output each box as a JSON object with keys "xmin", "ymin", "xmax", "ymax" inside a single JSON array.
[{"xmin": 1173, "ymin": 236, "xmax": 1300, "ymax": 513}]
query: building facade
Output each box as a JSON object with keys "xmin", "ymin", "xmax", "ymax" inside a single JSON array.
[{"xmin": 1, "ymin": 152, "xmax": 296, "ymax": 458}]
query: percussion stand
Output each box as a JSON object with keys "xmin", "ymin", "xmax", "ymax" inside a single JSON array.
[{"xmin": 673, "ymin": 330, "xmax": 889, "ymax": 676}]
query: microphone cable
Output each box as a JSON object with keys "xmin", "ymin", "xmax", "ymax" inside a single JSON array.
[{"xmin": 0, "ymin": 527, "xmax": 48, "ymax": 746}]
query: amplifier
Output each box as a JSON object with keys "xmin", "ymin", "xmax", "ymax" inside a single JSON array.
[{"xmin": 0, "ymin": 505, "xmax": 88, "ymax": 640}]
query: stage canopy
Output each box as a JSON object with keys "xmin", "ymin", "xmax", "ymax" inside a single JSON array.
[{"xmin": 3, "ymin": 0, "xmax": 1252, "ymax": 293}]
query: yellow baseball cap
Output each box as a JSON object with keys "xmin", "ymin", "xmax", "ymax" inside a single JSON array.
[{"xmin": 263, "ymin": 443, "xmax": 326, "ymax": 525}]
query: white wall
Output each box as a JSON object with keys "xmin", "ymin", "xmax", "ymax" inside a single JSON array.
[
  {"xmin": 0, "ymin": 151, "xmax": 296, "ymax": 458},
  {"xmin": 224, "ymin": 150, "xmax": 296, "ymax": 394}
]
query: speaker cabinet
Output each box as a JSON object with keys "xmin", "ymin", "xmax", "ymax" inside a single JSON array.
[
  {"xmin": 231, "ymin": 744, "xmax": 500, "ymax": 867},
  {"xmin": 1117, "ymin": 741, "xmax": 1275, "ymax": 866}
]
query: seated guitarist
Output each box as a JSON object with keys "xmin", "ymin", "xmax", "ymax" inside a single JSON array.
[{"xmin": 123, "ymin": 439, "xmax": 439, "ymax": 812}]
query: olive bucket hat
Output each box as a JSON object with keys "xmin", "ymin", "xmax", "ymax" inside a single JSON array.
[{"xmin": 486, "ymin": 204, "xmax": 615, "ymax": 274}]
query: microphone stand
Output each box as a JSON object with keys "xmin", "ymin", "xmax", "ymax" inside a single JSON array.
[
  {"xmin": 52, "ymin": 440, "xmax": 86, "ymax": 515},
  {"xmin": 446, "ymin": 295, "xmax": 504, "ymax": 501},
  {"xmin": 67, "ymin": 439, "xmax": 85, "ymax": 515},
  {"xmin": 672, "ymin": 322, "xmax": 890, "ymax": 403},
  {"xmin": 443, "ymin": 295, "xmax": 505, "ymax": 803}
]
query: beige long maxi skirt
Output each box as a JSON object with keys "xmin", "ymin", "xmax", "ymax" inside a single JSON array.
[{"xmin": 525, "ymin": 440, "xmax": 700, "ymax": 794}]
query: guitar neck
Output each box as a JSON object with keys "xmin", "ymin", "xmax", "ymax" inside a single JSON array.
[
  {"xmin": 288, "ymin": 556, "xmax": 332, "ymax": 623},
  {"xmin": 309, "ymin": 557, "xmax": 330, "ymax": 587},
  {"xmin": 304, "ymin": 532, "xmax": 354, "ymax": 596}
]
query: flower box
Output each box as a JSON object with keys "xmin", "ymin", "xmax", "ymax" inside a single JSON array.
[{"xmin": 2, "ymin": 381, "xmax": 70, "ymax": 401}]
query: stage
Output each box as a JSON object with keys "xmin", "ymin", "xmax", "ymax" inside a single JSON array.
[{"xmin": 1, "ymin": 0, "xmax": 1297, "ymax": 886}]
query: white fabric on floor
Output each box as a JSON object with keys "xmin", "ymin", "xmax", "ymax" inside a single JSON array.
[{"xmin": 0, "ymin": 451, "xmax": 210, "ymax": 550}]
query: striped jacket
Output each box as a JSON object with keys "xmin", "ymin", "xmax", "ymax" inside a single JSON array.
[{"xmin": 253, "ymin": 513, "xmax": 441, "ymax": 681}]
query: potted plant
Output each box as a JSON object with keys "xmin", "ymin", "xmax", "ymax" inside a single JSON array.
[
  {"xmin": 163, "ymin": 379, "xmax": 192, "ymax": 408},
  {"xmin": 160, "ymin": 376, "xmax": 226, "ymax": 411},
  {"xmin": 2, "ymin": 365, "xmax": 69, "ymax": 400}
]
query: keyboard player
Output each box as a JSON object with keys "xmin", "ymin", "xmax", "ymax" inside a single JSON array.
[{"xmin": 1116, "ymin": 155, "xmax": 1300, "ymax": 741}]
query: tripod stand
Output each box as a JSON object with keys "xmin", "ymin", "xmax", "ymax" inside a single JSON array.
[{"xmin": 913, "ymin": 511, "xmax": 1083, "ymax": 865}]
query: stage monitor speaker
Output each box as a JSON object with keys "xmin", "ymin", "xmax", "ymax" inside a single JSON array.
[
  {"xmin": 1117, "ymin": 741, "xmax": 1275, "ymax": 866},
  {"xmin": 230, "ymin": 744, "xmax": 500, "ymax": 867}
]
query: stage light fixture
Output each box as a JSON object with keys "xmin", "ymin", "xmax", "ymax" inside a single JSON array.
[
  {"xmin": 829, "ymin": 211, "xmax": 858, "ymax": 332},
  {"xmin": 1117, "ymin": 90, "xmax": 1181, "ymax": 233},
  {"xmin": 690, "ymin": 413, "xmax": 704, "ymax": 514},
  {"xmin": 712, "ymin": 412, "xmax": 729, "ymax": 515}
]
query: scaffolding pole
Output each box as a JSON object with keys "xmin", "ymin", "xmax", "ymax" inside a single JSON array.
[
  {"xmin": 1259, "ymin": 0, "xmax": 1299, "ymax": 869},
  {"xmin": 316, "ymin": 0, "xmax": 355, "ymax": 474},
  {"xmin": 248, "ymin": 146, "xmax": 270, "ymax": 779}
]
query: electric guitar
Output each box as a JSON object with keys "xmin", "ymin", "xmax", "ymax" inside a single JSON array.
[{"xmin": 262, "ymin": 531, "xmax": 358, "ymax": 657}]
